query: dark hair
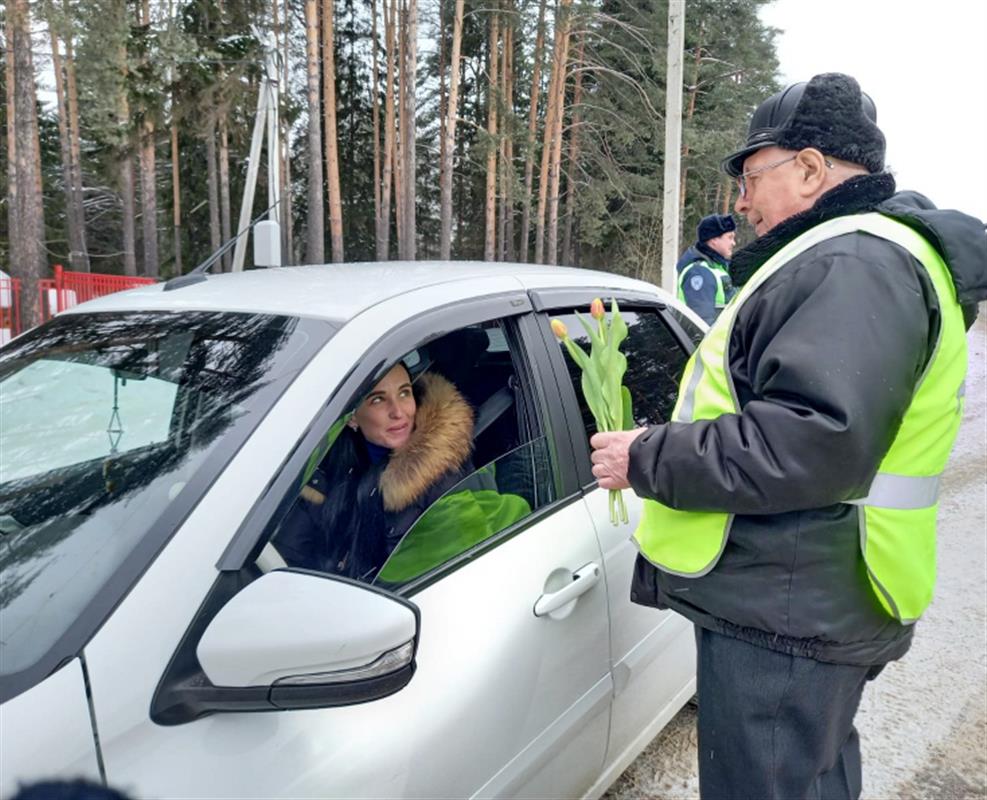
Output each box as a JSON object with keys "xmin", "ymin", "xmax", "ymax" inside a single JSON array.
[
  {"xmin": 319, "ymin": 424, "xmax": 369, "ymax": 570},
  {"xmin": 320, "ymin": 360, "xmax": 418, "ymax": 579}
]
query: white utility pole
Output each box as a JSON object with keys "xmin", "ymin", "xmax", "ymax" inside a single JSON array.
[
  {"xmin": 232, "ymin": 33, "xmax": 282, "ymax": 271},
  {"xmin": 660, "ymin": 0, "xmax": 685, "ymax": 295}
]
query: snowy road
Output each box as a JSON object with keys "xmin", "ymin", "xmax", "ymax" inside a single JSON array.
[{"xmin": 604, "ymin": 309, "xmax": 987, "ymax": 800}]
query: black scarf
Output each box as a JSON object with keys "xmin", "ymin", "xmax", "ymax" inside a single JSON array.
[
  {"xmin": 729, "ymin": 173, "xmax": 897, "ymax": 286},
  {"xmin": 695, "ymin": 240, "xmax": 730, "ymax": 268}
]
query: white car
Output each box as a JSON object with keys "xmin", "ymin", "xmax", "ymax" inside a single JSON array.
[{"xmin": 0, "ymin": 262, "xmax": 704, "ymax": 799}]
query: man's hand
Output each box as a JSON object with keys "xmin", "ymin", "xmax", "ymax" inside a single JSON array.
[{"xmin": 589, "ymin": 428, "xmax": 648, "ymax": 490}]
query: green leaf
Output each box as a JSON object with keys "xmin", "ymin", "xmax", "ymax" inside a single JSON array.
[
  {"xmin": 581, "ymin": 369, "xmax": 610, "ymax": 432},
  {"xmin": 563, "ymin": 336, "xmax": 593, "ymax": 374},
  {"xmin": 575, "ymin": 310, "xmax": 604, "ymax": 352},
  {"xmin": 621, "ymin": 385, "xmax": 634, "ymax": 430},
  {"xmin": 609, "ymin": 299, "xmax": 629, "ymax": 351}
]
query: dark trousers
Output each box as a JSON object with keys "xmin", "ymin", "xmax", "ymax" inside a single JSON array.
[{"xmin": 694, "ymin": 626, "xmax": 883, "ymax": 800}]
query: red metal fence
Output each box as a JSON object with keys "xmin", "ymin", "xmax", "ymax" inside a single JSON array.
[
  {"xmin": 1, "ymin": 265, "xmax": 157, "ymax": 344},
  {"xmin": 38, "ymin": 264, "xmax": 157, "ymax": 320}
]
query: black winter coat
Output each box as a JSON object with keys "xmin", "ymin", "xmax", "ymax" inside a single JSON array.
[
  {"xmin": 274, "ymin": 373, "xmax": 475, "ymax": 581},
  {"xmin": 629, "ymin": 173, "xmax": 987, "ymax": 665}
]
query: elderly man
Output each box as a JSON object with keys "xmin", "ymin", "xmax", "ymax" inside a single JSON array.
[
  {"xmin": 675, "ymin": 213, "xmax": 737, "ymax": 324},
  {"xmin": 590, "ymin": 73, "xmax": 987, "ymax": 799}
]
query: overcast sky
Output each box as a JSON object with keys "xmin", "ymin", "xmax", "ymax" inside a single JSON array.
[{"xmin": 759, "ymin": 0, "xmax": 987, "ymax": 222}]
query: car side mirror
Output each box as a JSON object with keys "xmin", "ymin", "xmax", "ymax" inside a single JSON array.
[{"xmin": 151, "ymin": 571, "xmax": 419, "ymax": 725}]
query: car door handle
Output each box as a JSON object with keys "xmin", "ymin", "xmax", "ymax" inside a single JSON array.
[{"xmin": 534, "ymin": 563, "xmax": 601, "ymax": 617}]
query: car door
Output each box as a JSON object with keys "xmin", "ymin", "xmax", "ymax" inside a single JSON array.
[
  {"xmin": 530, "ymin": 289, "xmax": 701, "ymax": 777},
  {"xmin": 83, "ymin": 291, "xmax": 611, "ymax": 799}
]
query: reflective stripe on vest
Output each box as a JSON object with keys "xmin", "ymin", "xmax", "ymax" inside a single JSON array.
[
  {"xmin": 635, "ymin": 213, "xmax": 968, "ymax": 623},
  {"xmin": 678, "ymin": 260, "xmax": 727, "ymax": 307}
]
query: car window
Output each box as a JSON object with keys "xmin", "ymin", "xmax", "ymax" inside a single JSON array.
[
  {"xmin": 0, "ymin": 311, "xmax": 331, "ymax": 701},
  {"xmin": 266, "ymin": 318, "xmax": 556, "ymax": 589},
  {"xmin": 2, "ymin": 359, "xmax": 178, "ymax": 483},
  {"xmin": 548, "ymin": 308, "xmax": 690, "ymax": 438},
  {"xmin": 665, "ymin": 306, "xmax": 706, "ymax": 348}
]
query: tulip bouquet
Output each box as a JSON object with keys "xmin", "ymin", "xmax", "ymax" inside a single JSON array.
[{"xmin": 551, "ymin": 298, "xmax": 632, "ymax": 525}]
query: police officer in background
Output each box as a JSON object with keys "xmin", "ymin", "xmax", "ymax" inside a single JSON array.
[
  {"xmin": 676, "ymin": 213, "xmax": 737, "ymax": 324},
  {"xmin": 590, "ymin": 73, "xmax": 987, "ymax": 798}
]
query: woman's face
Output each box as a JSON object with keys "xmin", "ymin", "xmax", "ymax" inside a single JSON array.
[{"xmin": 352, "ymin": 364, "xmax": 416, "ymax": 449}]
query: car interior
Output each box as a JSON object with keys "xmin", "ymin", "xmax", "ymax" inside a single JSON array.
[{"xmin": 258, "ymin": 320, "xmax": 546, "ymax": 584}]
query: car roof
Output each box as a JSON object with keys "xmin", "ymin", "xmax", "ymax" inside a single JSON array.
[{"xmin": 62, "ymin": 261, "xmax": 668, "ymax": 323}]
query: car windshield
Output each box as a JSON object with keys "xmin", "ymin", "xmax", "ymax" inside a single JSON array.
[{"xmin": 0, "ymin": 310, "xmax": 332, "ymax": 700}]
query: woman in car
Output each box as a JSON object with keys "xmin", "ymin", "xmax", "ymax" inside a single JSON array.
[{"xmin": 275, "ymin": 361, "xmax": 477, "ymax": 581}]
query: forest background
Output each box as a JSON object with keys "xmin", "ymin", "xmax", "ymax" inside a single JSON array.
[{"xmin": 2, "ymin": 0, "xmax": 779, "ymax": 326}]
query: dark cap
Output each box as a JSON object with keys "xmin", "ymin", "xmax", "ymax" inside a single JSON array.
[
  {"xmin": 697, "ymin": 213, "xmax": 736, "ymax": 243},
  {"xmin": 722, "ymin": 73, "xmax": 885, "ymax": 177}
]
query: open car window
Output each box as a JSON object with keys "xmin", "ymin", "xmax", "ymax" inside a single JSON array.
[{"xmin": 265, "ymin": 317, "xmax": 556, "ymax": 590}]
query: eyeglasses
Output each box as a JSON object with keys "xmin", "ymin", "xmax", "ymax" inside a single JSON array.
[
  {"xmin": 736, "ymin": 154, "xmax": 836, "ymax": 198},
  {"xmin": 735, "ymin": 155, "xmax": 797, "ymax": 198}
]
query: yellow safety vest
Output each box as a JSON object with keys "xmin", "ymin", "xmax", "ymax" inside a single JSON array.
[
  {"xmin": 678, "ymin": 260, "xmax": 728, "ymax": 308},
  {"xmin": 634, "ymin": 213, "xmax": 967, "ymax": 623}
]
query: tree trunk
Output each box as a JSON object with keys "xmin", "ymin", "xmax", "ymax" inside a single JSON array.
[
  {"xmin": 497, "ymin": 11, "xmax": 514, "ymax": 262},
  {"xmin": 437, "ymin": 0, "xmax": 447, "ymax": 241},
  {"xmin": 217, "ymin": 114, "xmax": 233, "ymax": 271},
  {"xmin": 679, "ymin": 36, "xmax": 702, "ymax": 226},
  {"xmin": 117, "ymin": 40, "xmax": 137, "ymax": 277},
  {"xmin": 8, "ymin": 0, "xmax": 46, "ymax": 327},
  {"xmin": 561, "ymin": 33, "xmax": 585, "ymax": 266},
  {"xmin": 400, "ymin": 0, "xmax": 417, "ymax": 260},
  {"xmin": 371, "ymin": 0, "xmax": 383, "ymax": 258},
  {"xmin": 534, "ymin": 0, "xmax": 572, "ymax": 264},
  {"xmin": 439, "ymin": 0, "xmax": 464, "ymax": 260},
  {"xmin": 518, "ymin": 0, "xmax": 547, "ymax": 262},
  {"xmin": 5, "ymin": 12, "xmax": 21, "ymax": 279},
  {"xmin": 48, "ymin": 20, "xmax": 89, "ymax": 272},
  {"xmin": 137, "ymin": 0, "xmax": 159, "ymax": 278},
  {"xmin": 171, "ymin": 113, "xmax": 182, "ymax": 274},
  {"xmin": 502, "ymin": 14, "xmax": 514, "ymax": 262},
  {"xmin": 322, "ymin": 0, "xmax": 344, "ymax": 262},
  {"xmin": 483, "ymin": 7, "xmax": 499, "ymax": 262},
  {"xmin": 394, "ymin": 0, "xmax": 406, "ymax": 257},
  {"xmin": 304, "ymin": 0, "xmax": 325, "ymax": 263},
  {"xmin": 62, "ymin": 20, "xmax": 88, "ymax": 271},
  {"xmin": 454, "ymin": 54, "xmax": 467, "ymax": 250},
  {"xmin": 139, "ymin": 118, "xmax": 159, "ymax": 276},
  {"xmin": 380, "ymin": 0, "xmax": 397, "ymax": 259},
  {"xmin": 280, "ymin": 0, "xmax": 294, "ymax": 264},
  {"xmin": 205, "ymin": 116, "xmax": 221, "ymax": 259},
  {"xmin": 120, "ymin": 154, "xmax": 138, "ymax": 277},
  {"xmin": 48, "ymin": 24, "xmax": 78, "ymax": 261},
  {"xmin": 544, "ymin": 42, "xmax": 568, "ymax": 267}
]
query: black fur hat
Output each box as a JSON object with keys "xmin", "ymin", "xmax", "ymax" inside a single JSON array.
[
  {"xmin": 722, "ymin": 73, "xmax": 885, "ymax": 177},
  {"xmin": 697, "ymin": 213, "xmax": 736, "ymax": 242}
]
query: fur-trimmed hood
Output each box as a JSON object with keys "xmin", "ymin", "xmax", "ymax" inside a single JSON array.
[{"xmin": 379, "ymin": 372, "xmax": 474, "ymax": 512}]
